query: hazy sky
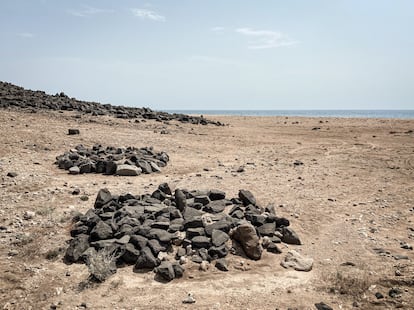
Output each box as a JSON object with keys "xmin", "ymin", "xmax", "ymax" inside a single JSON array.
[{"xmin": 1, "ymin": 1, "xmax": 413, "ymax": 110}]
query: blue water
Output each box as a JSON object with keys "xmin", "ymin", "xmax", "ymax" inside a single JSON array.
[{"xmin": 165, "ymin": 110, "xmax": 414, "ymax": 119}]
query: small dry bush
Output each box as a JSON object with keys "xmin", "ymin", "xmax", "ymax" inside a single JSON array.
[
  {"xmin": 325, "ymin": 265, "xmax": 372, "ymax": 300},
  {"xmin": 85, "ymin": 248, "xmax": 117, "ymax": 282}
]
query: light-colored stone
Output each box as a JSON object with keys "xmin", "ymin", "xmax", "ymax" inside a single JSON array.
[
  {"xmin": 115, "ymin": 164, "xmax": 141, "ymax": 176},
  {"xmin": 281, "ymin": 250, "xmax": 313, "ymax": 272}
]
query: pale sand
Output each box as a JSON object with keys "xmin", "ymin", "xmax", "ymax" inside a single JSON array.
[{"xmin": 1, "ymin": 109, "xmax": 413, "ymax": 309}]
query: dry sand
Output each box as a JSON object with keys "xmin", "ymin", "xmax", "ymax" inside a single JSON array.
[{"xmin": 0, "ymin": 109, "xmax": 413, "ymax": 309}]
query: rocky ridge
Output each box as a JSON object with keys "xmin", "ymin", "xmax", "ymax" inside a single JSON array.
[
  {"xmin": 0, "ymin": 81, "xmax": 223, "ymax": 126},
  {"xmin": 65, "ymin": 184, "xmax": 302, "ymax": 282}
]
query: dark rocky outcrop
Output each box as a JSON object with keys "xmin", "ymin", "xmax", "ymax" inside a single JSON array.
[{"xmin": 0, "ymin": 81, "xmax": 223, "ymax": 126}]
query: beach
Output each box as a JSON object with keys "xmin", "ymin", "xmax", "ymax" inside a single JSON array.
[{"xmin": 1, "ymin": 109, "xmax": 413, "ymax": 309}]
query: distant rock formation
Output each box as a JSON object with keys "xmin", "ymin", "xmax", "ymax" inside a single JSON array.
[{"xmin": 0, "ymin": 81, "xmax": 223, "ymax": 126}]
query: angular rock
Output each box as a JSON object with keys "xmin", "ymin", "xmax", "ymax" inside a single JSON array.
[
  {"xmin": 116, "ymin": 164, "xmax": 141, "ymax": 176},
  {"xmin": 94, "ymin": 189, "xmax": 112, "ymax": 209},
  {"xmin": 211, "ymin": 229, "xmax": 230, "ymax": 247},
  {"xmin": 257, "ymin": 222, "xmax": 276, "ymax": 237},
  {"xmin": 208, "ymin": 189, "xmax": 226, "ymax": 201},
  {"xmin": 281, "ymin": 250, "xmax": 313, "ymax": 271},
  {"xmin": 155, "ymin": 261, "xmax": 175, "ymax": 281},
  {"xmin": 191, "ymin": 236, "xmax": 211, "ymax": 249},
  {"xmin": 281, "ymin": 227, "xmax": 301, "ymax": 245},
  {"xmin": 90, "ymin": 221, "xmax": 113, "ymax": 241},
  {"xmin": 238, "ymin": 190, "xmax": 256, "ymax": 206},
  {"xmin": 135, "ymin": 247, "xmax": 160, "ymax": 269},
  {"xmin": 65, "ymin": 234, "xmax": 90, "ymax": 263},
  {"xmin": 215, "ymin": 258, "xmax": 229, "ymax": 271},
  {"xmin": 232, "ymin": 223, "xmax": 263, "ymax": 260},
  {"xmin": 121, "ymin": 243, "xmax": 140, "ymax": 264}
]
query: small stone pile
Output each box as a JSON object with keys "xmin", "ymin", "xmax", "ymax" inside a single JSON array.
[
  {"xmin": 55, "ymin": 144, "xmax": 169, "ymax": 176},
  {"xmin": 65, "ymin": 184, "xmax": 302, "ymax": 282},
  {"xmin": 0, "ymin": 81, "xmax": 223, "ymax": 126}
]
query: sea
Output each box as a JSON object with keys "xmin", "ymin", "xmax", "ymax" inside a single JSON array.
[{"xmin": 165, "ymin": 110, "xmax": 414, "ymax": 119}]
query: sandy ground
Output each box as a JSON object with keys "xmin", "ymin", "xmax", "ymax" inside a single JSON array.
[{"xmin": 0, "ymin": 109, "xmax": 413, "ymax": 310}]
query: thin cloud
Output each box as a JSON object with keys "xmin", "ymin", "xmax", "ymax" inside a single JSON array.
[
  {"xmin": 17, "ymin": 32, "xmax": 35, "ymax": 38},
  {"xmin": 68, "ymin": 5, "xmax": 113, "ymax": 17},
  {"xmin": 211, "ymin": 26, "xmax": 225, "ymax": 32},
  {"xmin": 131, "ymin": 8, "xmax": 165, "ymax": 22},
  {"xmin": 236, "ymin": 27, "xmax": 298, "ymax": 49}
]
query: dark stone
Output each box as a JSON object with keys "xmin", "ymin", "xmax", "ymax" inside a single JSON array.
[
  {"xmin": 172, "ymin": 263, "xmax": 184, "ymax": 278},
  {"xmin": 208, "ymin": 245, "xmax": 228, "ymax": 259},
  {"xmin": 209, "ymin": 189, "xmax": 226, "ymax": 201},
  {"xmin": 186, "ymin": 227, "xmax": 206, "ymax": 239},
  {"xmin": 238, "ymin": 190, "xmax": 256, "ymax": 206},
  {"xmin": 203, "ymin": 200, "xmax": 229, "ymax": 213},
  {"xmin": 388, "ymin": 288, "xmax": 402, "ymax": 298},
  {"xmin": 65, "ymin": 234, "xmax": 90, "ymax": 263},
  {"xmin": 135, "ymin": 247, "xmax": 160, "ymax": 269},
  {"xmin": 130, "ymin": 235, "xmax": 148, "ymax": 250},
  {"xmin": 375, "ymin": 292, "xmax": 384, "ymax": 299},
  {"xmin": 121, "ymin": 243, "xmax": 140, "ymax": 264},
  {"xmin": 174, "ymin": 189, "xmax": 187, "ymax": 212},
  {"xmin": 183, "ymin": 216, "xmax": 204, "ymax": 229},
  {"xmin": 211, "ymin": 229, "xmax": 230, "ymax": 247},
  {"xmin": 314, "ymin": 302, "xmax": 333, "ymax": 310},
  {"xmin": 257, "ymin": 222, "xmax": 276, "ymax": 236},
  {"xmin": 176, "ymin": 247, "xmax": 186, "ymax": 259},
  {"xmin": 90, "ymin": 221, "xmax": 113, "ymax": 241},
  {"xmin": 275, "ymin": 217, "xmax": 290, "ymax": 228},
  {"xmin": 232, "ymin": 223, "xmax": 263, "ymax": 260},
  {"xmin": 267, "ymin": 242, "xmax": 282, "ymax": 254},
  {"xmin": 205, "ymin": 220, "xmax": 231, "ymax": 236},
  {"xmin": 155, "ymin": 261, "xmax": 175, "ymax": 281},
  {"xmin": 147, "ymin": 239, "xmax": 167, "ymax": 256},
  {"xmin": 191, "ymin": 236, "xmax": 211, "ymax": 248},
  {"xmin": 182, "ymin": 207, "xmax": 204, "ymax": 220},
  {"xmin": 158, "ymin": 183, "xmax": 172, "ymax": 196},
  {"xmin": 94, "ymin": 189, "xmax": 112, "ymax": 209},
  {"xmin": 281, "ymin": 227, "xmax": 301, "ymax": 245},
  {"xmin": 151, "ymin": 221, "xmax": 170, "ymax": 230},
  {"xmin": 215, "ymin": 258, "xmax": 229, "ymax": 271},
  {"xmin": 194, "ymin": 195, "xmax": 210, "ymax": 206},
  {"xmin": 105, "ymin": 161, "xmax": 117, "ymax": 175},
  {"xmin": 148, "ymin": 229, "xmax": 173, "ymax": 243},
  {"xmin": 137, "ymin": 160, "xmax": 152, "ymax": 174},
  {"xmin": 68, "ymin": 129, "xmax": 80, "ymax": 135},
  {"xmin": 7, "ymin": 172, "xmax": 17, "ymax": 178},
  {"xmin": 198, "ymin": 248, "xmax": 210, "ymax": 261}
]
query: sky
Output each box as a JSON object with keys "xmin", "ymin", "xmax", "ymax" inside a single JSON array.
[{"xmin": 1, "ymin": 0, "xmax": 413, "ymax": 110}]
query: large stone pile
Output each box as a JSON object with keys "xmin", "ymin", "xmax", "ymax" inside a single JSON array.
[
  {"xmin": 65, "ymin": 184, "xmax": 302, "ymax": 282},
  {"xmin": 0, "ymin": 81, "xmax": 223, "ymax": 126},
  {"xmin": 55, "ymin": 144, "xmax": 169, "ymax": 176}
]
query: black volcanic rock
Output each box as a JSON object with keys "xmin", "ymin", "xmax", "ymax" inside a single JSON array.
[{"xmin": 0, "ymin": 81, "xmax": 224, "ymax": 126}]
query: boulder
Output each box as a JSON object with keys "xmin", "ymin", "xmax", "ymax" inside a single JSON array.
[{"xmin": 232, "ymin": 223, "xmax": 263, "ymax": 260}]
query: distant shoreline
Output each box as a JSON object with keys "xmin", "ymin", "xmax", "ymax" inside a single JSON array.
[{"xmin": 165, "ymin": 110, "xmax": 414, "ymax": 119}]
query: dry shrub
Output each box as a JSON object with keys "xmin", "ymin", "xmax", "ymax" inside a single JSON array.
[
  {"xmin": 85, "ymin": 248, "xmax": 117, "ymax": 282},
  {"xmin": 325, "ymin": 265, "xmax": 372, "ymax": 300}
]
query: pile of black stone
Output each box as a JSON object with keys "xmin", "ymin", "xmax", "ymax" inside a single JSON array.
[
  {"xmin": 65, "ymin": 184, "xmax": 302, "ymax": 282},
  {"xmin": 55, "ymin": 144, "xmax": 169, "ymax": 176},
  {"xmin": 0, "ymin": 81, "xmax": 223, "ymax": 126}
]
